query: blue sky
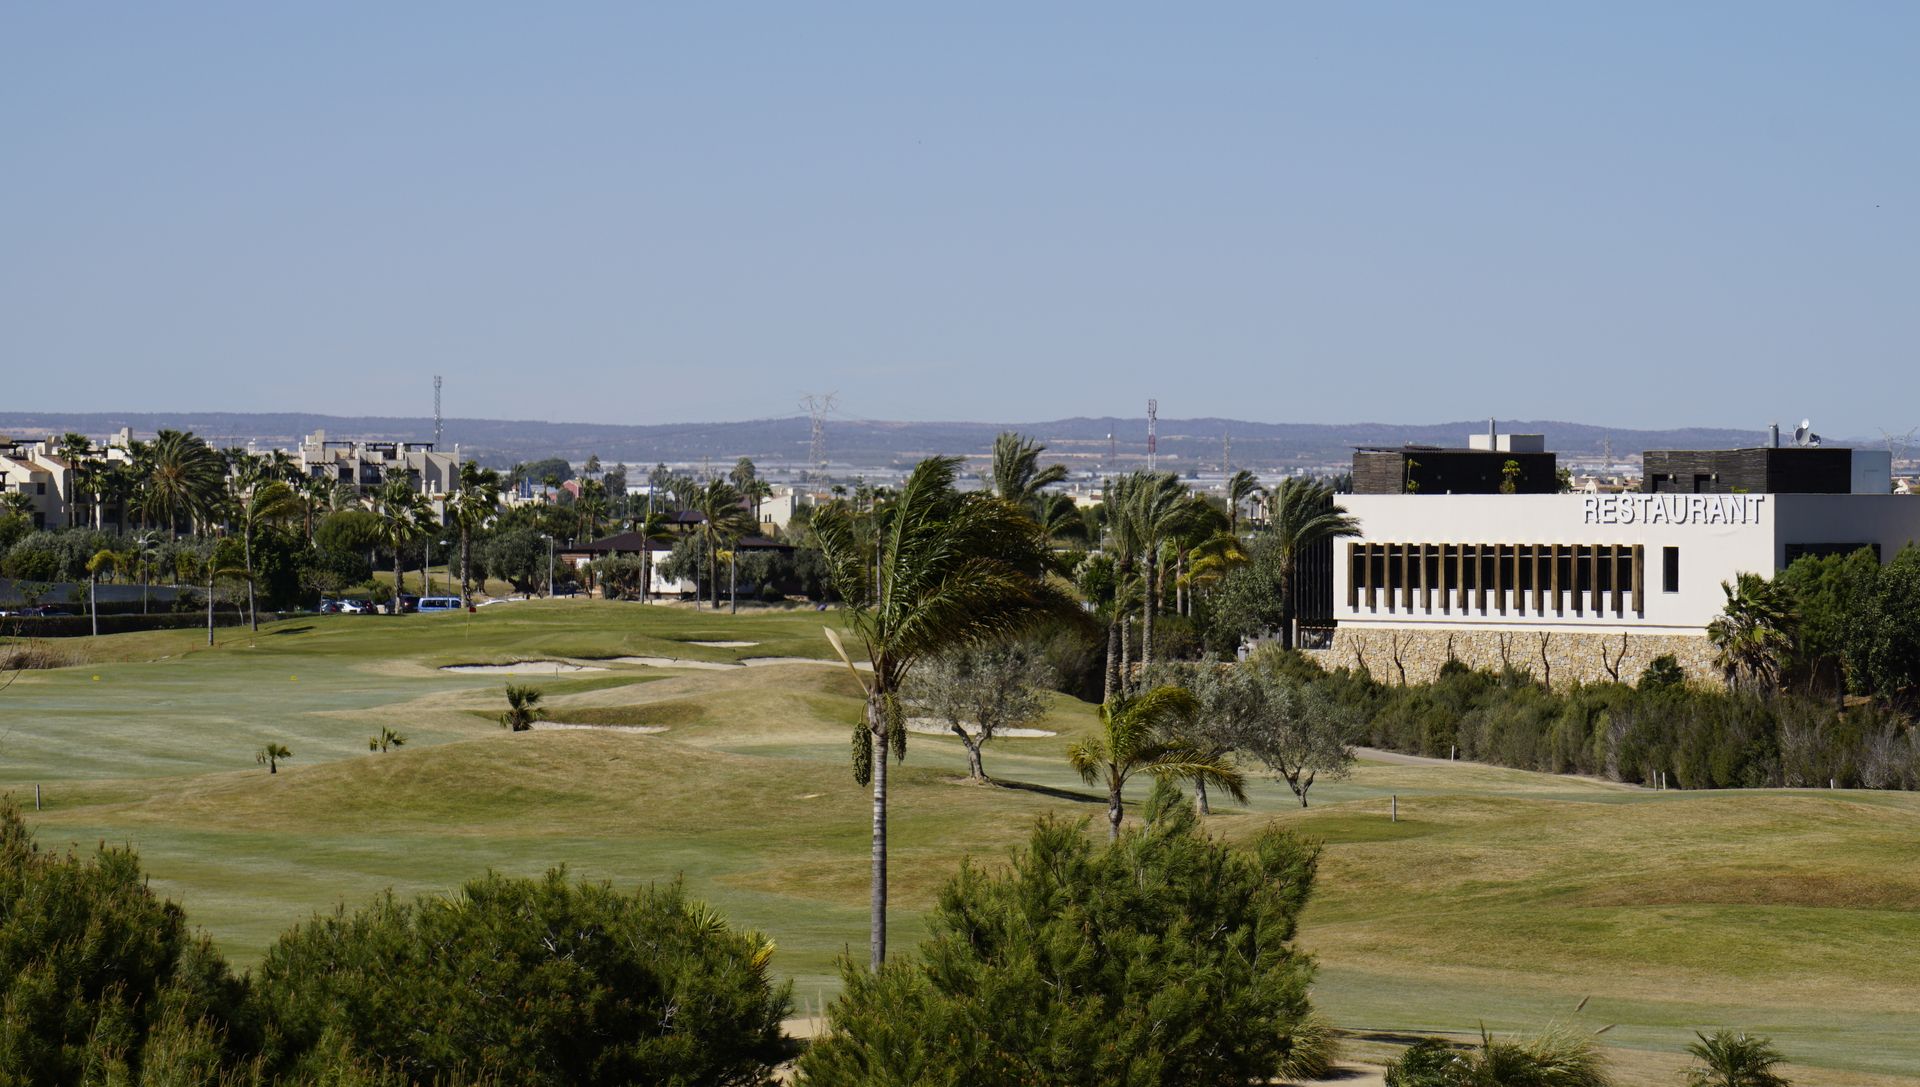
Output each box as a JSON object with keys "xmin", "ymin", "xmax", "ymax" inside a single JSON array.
[{"xmin": 4, "ymin": 3, "xmax": 1915, "ymax": 435}]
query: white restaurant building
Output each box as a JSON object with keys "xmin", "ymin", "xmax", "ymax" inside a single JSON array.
[{"xmin": 1304, "ymin": 434, "xmax": 1920, "ymax": 684}]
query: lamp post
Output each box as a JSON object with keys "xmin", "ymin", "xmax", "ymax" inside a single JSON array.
[
  {"xmin": 540, "ymin": 533, "xmax": 554, "ymax": 598},
  {"xmin": 435, "ymin": 539, "xmax": 450, "ymax": 596}
]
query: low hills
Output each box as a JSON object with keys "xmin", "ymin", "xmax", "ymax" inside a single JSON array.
[{"xmin": 0, "ymin": 410, "xmax": 1767, "ymax": 468}]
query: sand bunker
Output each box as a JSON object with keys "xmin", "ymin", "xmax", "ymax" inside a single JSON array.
[
  {"xmin": 740, "ymin": 656, "xmax": 873, "ymax": 670},
  {"xmin": 687, "ymin": 640, "xmax": 759, "ymax": 648},
  {"xmin": 442, "ymin": 661, "xmax": 605, "ymax": 676},
  {"xmin": 607, "ymin": 656, "xmax": 742, "ymax": 671},
  {"xmin": 906, "ymin": 718, "xmax": 1056, "ymax": 738},
  {"xmin": 530, "ymin": 722, "xmax": 667, "ymax": 734}
]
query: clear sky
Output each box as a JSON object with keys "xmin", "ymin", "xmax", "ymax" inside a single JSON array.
[{"xmin": 5, "ymin": 3, "xmax": 1916, "ymax": 435}]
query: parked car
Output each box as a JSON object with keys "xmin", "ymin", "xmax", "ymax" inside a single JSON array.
[
  {"xmin": 317, "ymin": 598, "xmax": 342, "ymax": 614},
  {"xmin": 337, "ymin": 599, "xmax": 373, "ymax": 614},
  {"xmin": 395, "ymin": 594, "xmax": 420, "ymax": 614},
  {"xmin": 416, "ymin": 596, "xmax": 463, "ymax": 613}
]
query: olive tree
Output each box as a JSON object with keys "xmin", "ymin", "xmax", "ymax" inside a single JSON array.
[
  {"xmin": 1243, "ymin": 649, "xmax": 1361, "ymax": 807},
  {"xmin": 903, "ymin": 641, "xmax": 1051, "ymax": 783}
]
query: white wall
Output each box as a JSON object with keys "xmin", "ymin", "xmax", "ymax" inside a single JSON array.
[
  {"xmin": 1335, "ymin": 493, "xmax": 1920, "ymax": 636},
  {"xmin": 1772, "ymin": 494, "xmax": 1920, "ymax": 565},
  {"xmin": 1337, "ymin": 494, "xmax": 1774, "ymax": 635}
]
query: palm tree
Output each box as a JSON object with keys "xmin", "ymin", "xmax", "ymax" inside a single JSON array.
[
  {"xmin": 989, "ymin": 431, "xmax": 1067, "ymax": 507},
  {"xmin": 237, "ymin": 479, "xmax": 304, "ymax": 630},
  {"xmin": 576, "ymin": 478, "xmax": 609, "ymax": 540},
  {"xmin": 500, "ymin": 684, "xmax": 545, "ymax": 731},
  {"xmin": 1226, "ymin": 468, "xmax": 1263, "ymax": 534},
  {"xmin": 1266, "ymin": 478, "xmax": 1361, "ymax": 649},
  {"xmin": 730, "ymin": 457, "xmax": 774, "ymax": 524},
  {"xmin": 0, "ymin": 491, "xmax": 33, "ymax": 517},
  {"xmin": 1035, "ymin": 492, "xmax": 1087, "ymax": 547},
  {"xmin": 449, "ymin": 462, "xmax": 502, "ymax": 606},
  {"xmin": 1099, "ymin": 474, "xmax": 1144, "ymax": 700},
  {"xmin": 370, "ymin": 476, "xmax": 434, "ymax": 608},
  {"xmin": 142, "ymin": 429, "xmax": 226, "ymax": 537},
  {"xmin": 1685, "ymin": 1031, "xmax": 1791, "ymax": 1087},
  {"xmin": 256, "ymin": 743, "xmax": 292, "ymax": 774},
  {"xmin": 55, "ymin": 432, "xmax": 96, "ymax": 529},
  {"xmin": 1707, "ymin": 574, "xmax": 1798, "ymax": 695},
  {"xmin": 692, "ymin": 480, "xmax": 755, "ymax": 609},
  {"xmin": 1067, "ymin": 685, "xmax": 1245, "ymax": 840},
  {"xmin": 367, "ymin": 726, "xmax": 408, "ymax": 752},
  {"xmin": 632, "ymin": 508, "xmax": 670, "ymax": 604},
  {"xmin": 1388, "ymin": 1028, "xmax": 1610, "ymax": 1087},
  {"xmin": 85, "ymin": 548, "xmax": 123, "ymax": 638},
  {"xmin": 129, "ymin": 530, "xmax": 162, "ymax": 614},
  {"xmin": 1181, "ymin": 529, "xmax": 1250, "ymax": 595},
  {"xmin": 93, "ymin": 460, "xmax": 134, "ymax": 533},
  {"xmin": 814, "ymin": 455, "xmax": 1077, "ymax": 967},
  {"xmin": 295, "ymin": 474, "xmax": 339, "ymax": 544},
  {"xmin": 1123, "ymin": 472, "xmax": 1198, "ymax": 670}
]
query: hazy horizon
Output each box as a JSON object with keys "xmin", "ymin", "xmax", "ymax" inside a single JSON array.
[{"xmin": 6, "ymin": 4, "xmax": 1917, "ymax": 436}]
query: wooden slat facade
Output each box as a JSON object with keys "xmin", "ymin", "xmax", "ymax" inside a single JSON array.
[{"xmin": 1346, "ymin": 541, "xmax": 1648, "ymax": 619}]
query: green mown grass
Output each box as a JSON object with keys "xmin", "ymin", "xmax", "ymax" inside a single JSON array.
[{"xmin": 6, "ymin": 603, "xmax": 1918, "ymax": 1085}]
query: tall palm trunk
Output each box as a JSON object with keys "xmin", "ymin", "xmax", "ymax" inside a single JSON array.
[
  {"xmin": 1141, "ymin": 552, "xmax": 1156, "ymax": 671},
  {"xmin": 394, "ymin": 545, "xmax": 404, "ymax": 612},
  {"xmin": 1104, "ymin": 616, "xmax": 1121, "ymax": 703},
  {"xmin": 1119, "ymin": 618, "xmax": 1131, "ymax": 694},
  {"xmin": 1279, "ymin": 557, "xmax": 1296, "ymax": 650},
  {"xmin": 708, "ymin": 533, "xmax": 721, "ymax": 609},
  {"xmin": 866, "ymin": 694, "xmax": 889, "ymax": 968},
  {"xmin": 1106, "ymin": 782, "xmax": 1124, "ymax": 840},
  {"xmin": 460, "ymin": 525, "xmax": 472, "ymax": 606},
  {"xmin": 244, "ymin": 529, "xmax": 258, "ymax": 632}
]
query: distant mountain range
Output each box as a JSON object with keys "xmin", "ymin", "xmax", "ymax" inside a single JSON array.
[{"xmin": 0, "ymin": 411, "xmax": 1780, "ymax": 471}]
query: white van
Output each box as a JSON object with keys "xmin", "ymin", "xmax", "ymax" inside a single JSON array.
[{"xmin": 416, "ymin": 596, "xmax": 463, "ymax": 613}]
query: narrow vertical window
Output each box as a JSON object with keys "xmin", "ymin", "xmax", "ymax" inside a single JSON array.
[{"xmin": 1662, "ymin": 546, "xmax": 1680, "ymax": 593}]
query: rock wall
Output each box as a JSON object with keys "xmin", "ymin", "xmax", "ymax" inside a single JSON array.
[{"xmin": 1304, "ymin": 627, "xmax": 1718, "ymax": 687}]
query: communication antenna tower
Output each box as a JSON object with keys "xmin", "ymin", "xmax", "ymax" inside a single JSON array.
[
  {"xmin": 1146, "ymin": 399, "xmax": 1159, "ymax": 472},
  {"xmin": 433, "ymin": 375, "xmax": 443, "ymax": 449},
  {"xmin": 1106, "ymin": 432, "xmax": 1115, "ymax": 476},
  {"xmin": 1222, "ymin": 431, "xmax": 1231, "ymax": 474},
  {"xmin": 800, "ymin": 392, "xmax": 837, "ymax": 479}
]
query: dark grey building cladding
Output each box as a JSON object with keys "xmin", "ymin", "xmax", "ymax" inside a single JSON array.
[
  {"xmin": 1640, "ymin": 448, "xmax": 1853, "ymax": 495},
  {"xmin": 1352, "ymin": 448, "xmax": 1559, "ymax": 495}
]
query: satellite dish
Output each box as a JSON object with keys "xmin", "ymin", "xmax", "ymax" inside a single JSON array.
[{"xmin": 1793, "ymin": 420, "xmax": 1811, "ymax": 447}]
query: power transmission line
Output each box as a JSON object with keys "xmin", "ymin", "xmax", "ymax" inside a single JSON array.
[{"xmin": 800, "ymin": 392, "xmax": 838, "ymax": 480}]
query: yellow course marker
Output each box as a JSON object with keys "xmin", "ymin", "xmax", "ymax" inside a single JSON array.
[{"xmin": 92, "ymin": 675, "xmax": 100, "ymax": 682}]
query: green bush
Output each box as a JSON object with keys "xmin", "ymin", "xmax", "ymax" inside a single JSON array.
[
  {"xmin": 797, "ymin": 783, "xmax": 1327, "ymax": 1086},
  {"xmin": 0, "ymin": 802, "xmax": 249, "ymax": 1086},
  {"xmin": 251, "ymin": 870, "xmax": 791, "ymax": 1086},
  {"xmin": 1287, "ymin": 650, "xmax": 1919, "ymax": 791},
  {"xmin": 1384, "ymin": 1028, "xmax": 1611, "ymax": 1087}
]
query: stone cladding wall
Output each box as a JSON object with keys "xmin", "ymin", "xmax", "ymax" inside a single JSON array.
[{"xmin": 1304, "ymin": 627, "xmax": 1717, "ymax": 687}]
